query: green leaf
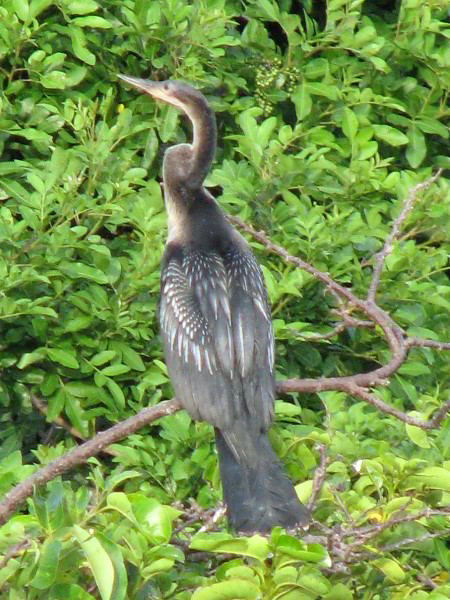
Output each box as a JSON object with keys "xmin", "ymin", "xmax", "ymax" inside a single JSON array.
[
  {"xmin": 297, "ymin": 569, "xmax": 331, "ymax": 595},
  {"xmin": 72, "ymin": 16, "xmax": 113, "ymax": 28},
  {"xmin": 190, "ymin": 533, "xmax": 270, "ymax": 561},
  {"xmin": 276, "ymin": 536, "xmax": 328, "ymax": 563},
  {"xmin": 68, "ymin": 0, "xmax": 99, "ymax": 14},
  {"xmin": 119, "ymin": 344, "xmax": 146, "ymax": 371},
  {"xmin": 161, "ymin": 105, "xmax": 179, "ymax": 143},
  {"xmin": 90, "ymin": 351, "xmax": 117, "ymax": 366},
  {"xmin": 13, "ymin": 0, "xmax": 29, "ymax": 21},
  {"xmin": 372, "ymin": 125, "xmax": 409, "ymax": 146},
  {"xmin": 48, "ymin": 583, "xmax": 95, "ymax": 599},
  {"xmin": 101, "ymin": 364, "xmax": 131, "ymax": 376},
  {"xmin": 27, "ymin": 172, "xmax": 45, "ymax": 194},
  {"xmin": 406, "ymin": 417, "xmax": 430, "ymax": 449},
  {"xmin": 342, "ymin": 107, "xmax": 358, "ymax": 141},
  {"xmin": 95, "ymin": 533, "xmax": 127, "ymax": 600},
  {"xmin": 292, "ymin": 84, "xmax": 312, "ymax": 121},
  {"xmin": 275, "ymin": 400, "xmax": 302, "ymax": 417},
  {"xmin": 306, "ymin": 82, "xmax": 340, "ymax": 100},
  {"xmin": 406, "ymin": 124, "xmax": 426, "ymax": 168},
  {"xmin": 63, "ymin": 316, "xmax": 93, "ymax": 332},
  {"xmin": 406, "ymin": 466, "xmax": 450, "ymax": 492},
  {"xmin": 72, "ymin": 525, "xmax": 114, "ymax": 600},
  {"xmin": 192, "ymin": 580, "xmax": 260, "ymax": 600},
  {"xmin": 398, "ymin": 362, "xmax": 431, "ymax": 376},
  {"xmin": 372, "ymin": 558, "xmax": 405, "ymax": 584},
  {"xmin": 257, "ymin": 0, "xmax": 280, "ymax": 21},
  {"xmin": 31, "ymin": 539, "xmax": 61, "ymax": 589},
  {"xmin": 69, "ymin": 26, "xmax": 96, "ymax": 65},
  {"xmin": 323, "ymin": 583, "xmax": 353, "ymax": 600},
  {"xmin": 46, "ymin": 348, "xmax": 79, "ymax": 369},
  {"xmin": 105, "ymin": 377, "xmax": 125, "ymax": 408},
  {"xmin": 17, "ymin": 351, "xmax": 45, "ymax": 369},
  {"xmin": 29, "ymin": 0, "xmax": 53, "ymax": 20},
  {"xmin": 59, "ymin": 262, "xmax": 109, "ymax": 284},
  {"xmin": 415, "ymin": 117, "xmax": 449, "ymax": 138},
  {"xmin": 304, "ymin": 58, "xmax": 328, "ymax": 79}
]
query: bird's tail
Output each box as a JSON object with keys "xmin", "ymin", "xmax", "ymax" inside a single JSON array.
[{"xmin": 215, "ymin": 428, "xmax": 310, "ymax": 533}]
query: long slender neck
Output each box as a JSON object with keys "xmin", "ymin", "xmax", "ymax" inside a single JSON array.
[{"xmin": 185, "ymin": 98, "xmax": 217, "ymax": 189}]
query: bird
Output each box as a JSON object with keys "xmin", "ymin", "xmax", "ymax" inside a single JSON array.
[{"xmin": 118, "ymin": 74, "xmax": 310, "ymax": 533}]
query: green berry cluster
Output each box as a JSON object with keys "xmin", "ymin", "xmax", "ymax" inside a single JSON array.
[{"xmin": 254, "ymin": 58, "xmax": 300, "ymax": 116}]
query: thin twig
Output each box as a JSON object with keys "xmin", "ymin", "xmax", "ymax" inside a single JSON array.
[{"xmin": 367, "ymin": 169, "xmax": 442, "ymax": 302}]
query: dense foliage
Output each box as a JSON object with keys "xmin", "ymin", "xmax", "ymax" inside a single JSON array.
[{"xmin": 0, "ymin": 0, "xmax": 449, "ymax": 598}]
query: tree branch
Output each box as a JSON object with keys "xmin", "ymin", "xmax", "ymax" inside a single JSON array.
[{"xmin": 0, "ymin": 399, "xmax": 181, "ymax": 525}]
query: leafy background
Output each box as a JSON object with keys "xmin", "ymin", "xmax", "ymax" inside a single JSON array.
[{"xmin": 0, "ymin": 0, "xmax": 449, "ymax": 598}]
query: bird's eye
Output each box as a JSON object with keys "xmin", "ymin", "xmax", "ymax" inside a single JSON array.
[{"xmin": 163, "ymin": 82, "xmax": 169, "ymax": 91}]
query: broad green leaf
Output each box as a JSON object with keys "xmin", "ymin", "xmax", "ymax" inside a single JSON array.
[
  {"xmin": 72, "ymin": 525, "xmax": 114, "ymax": 600},
  {"xmin": 106, "ymin": 492, "xmax": 135, "ymax": 522},
  {"xmin": 256, "ymin": 116, "xmax": 277, "ymax": 150},
  {"xmin": 324, "ymin": 584, "xmax": 353, "ymax": 600},
  {"xmin": 398, "ymin": 362, "xmax": 431, "ymax": 376},
  {"xmin": 63, "ymin": 316, "xmax": 93, "ymax": 332},
  {"xmin": 423, "ymin": 291, "xmax": 450, "ymax": 311},
  {"xmin": 48, "ymin": 583, "xmax": 95, "ymax": 599},
  {"xmin": 27, "ymin": 172, "xmax": 45, "ymax": 194},
  {"xmin": 29, "ymin": 0, "xmax": 53, "ymax": 20},
  {"xmin": 276, "ymin": 536, "xmax": 328, "ymax": 563},
  {"xmin": 304, "ymin": 58, "xmax": 328, "ymax": 79},
  {"xmin": 95, "ymin": 533, "xmax": 127, "ymax": 600},
  {"xmin": 406, "ymin": 467, "xmax": 450, "ymax": 492},
  {"xmin": 372, "ymin": 558, "xmax": 405, "ymax": 583},
  {"xmin": 257, "ymin": 0, "xmax": 280, "ymax": 21},
  {"xmin": 47, "ymin": 389, "xmax": 66, "ymax": 420},
  {"xmin": 46, "ymin": 348, "xmax": 79, "ymax": 369},
  {"xmin": 415, "ymin": 117, "xmax": 449, "ymax": 138},
  {"xmin": 306, "ymin": 82, "xmax": 339, "ymax": 100},
  {"xmin": 105, "ymin": 377, "xmax": 125, "ymax": 408},
  {"xmin": 17, "ymin": 351, "xmax": 45, "ymax": 369},
  {"xmin": 406, "ymin": 124, "xmax": 426, "ymax": 168},
  {"xmin": 141, "ymin": 558, "xmax": 175, "ymax": 577},
  {"xmin": 69, "ymin": 26, "xmax": 96, "ymax": 65},
  {"xmin": 292, "ymin": 84, "xmax": 312, "ymax": 121},
  {"xmin": 72, "ymin": 16, "xmax": 113, "ymax": 28},
  {"xmin": 31, "ymin": 539, "xmax": 61, "ymax": 589},
  {"xmin": 406, "ymin": 423, "xmax": 430, "ymax": 449},
  {"xmin": 373, "ymin": 125, "xmax": 409, "ymax": 146},
  {"xmin": 101, "ymin": 363, "xmax": 131, "ymax": 376},
  {"xmin": 13, "ymin": 0, "xmax": 29, "ymax": 21},
  {"xmin": 275, "ymin": 400, "xmax": 302, "ymax": 417},
  {"xmin": 190, "ymin": 533, "xmax": 270, "ymax": 561},
  {"xmin": 59, "ymin": 262, "xmax": 109, "ymax": 284},
  {"xmin": 68, "ymin": 0, "xmax": 99, "ymax": 14},
  {"xmin": 192, "ymin": 580, "xmax": 260, "ymax": 600},
  {"xmin": 90, "ymin": 351, "xmax": 117, "ymax": 366},
  {"xmin": 342, "ymin": 108, "xmax": 358, "ymax": 141},
  {"xmin": 161, "ymin": 105, "xmax": 179, "ymax": 142},
  {"xmin": 41, "ymin": 73, "xmax": 67, "ymax": 90},
  {"xmin": 119, "ymin": 344, "xmax": 146, "ymax": 371},
  {"xmin": 297, "ymin": 569, "xmax": 331, "ymax": 595}
]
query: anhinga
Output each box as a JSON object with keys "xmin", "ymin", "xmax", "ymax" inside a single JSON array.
[{"xmin": 118, "ymin": 75, "xmax": 310, "ymax": 532}]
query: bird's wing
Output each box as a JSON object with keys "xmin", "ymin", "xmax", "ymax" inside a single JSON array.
[
  {"xmin": 223, "ymin": 247, "xmax": 275, "ymax": 428},
  {"xmin": 160, "ymin": 242, "xmax": 274, "ymax": 432}
]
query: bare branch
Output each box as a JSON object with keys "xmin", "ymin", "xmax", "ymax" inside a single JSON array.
[
  {"xmin": 308, "ymin": 444, "xmax": 329, "ymax": 510},
  {"xmin": 0, "ymin": 399, "xmax": 181, "ymax": 525},
  {"xmin": 367, "ymin": 169, "xmax": 442, "ymax": 302}
]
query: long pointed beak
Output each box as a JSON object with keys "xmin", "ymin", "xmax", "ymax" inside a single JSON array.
[{"xmin": 118, "ymin": 74, "xmax": 181, "ymax": 109}]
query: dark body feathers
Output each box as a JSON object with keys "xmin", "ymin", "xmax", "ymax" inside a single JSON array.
[
  {"xmin": 118, "ymin": 75, "xmax": 310, "ymax": 532},
  {"xmin": 160, "ymin": 192, "xmax": 309, "ymax": 532}
]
